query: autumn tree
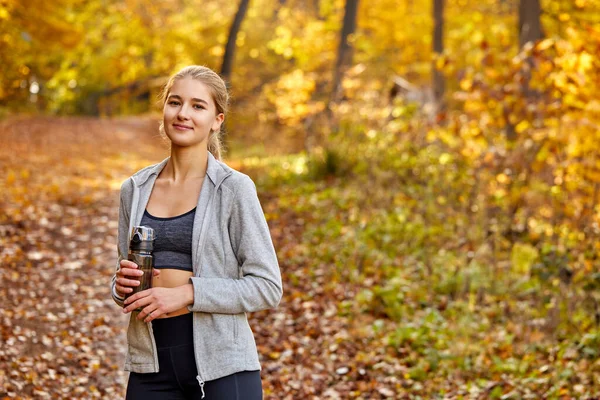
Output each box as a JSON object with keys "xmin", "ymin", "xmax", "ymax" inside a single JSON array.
[
  {"xmin": 221, "ymin": 0, "xmax": 251, "ymax": 82},
  {"xmin": 518, "ymin": 0, "xmax": 543, "ymax": 113},
  {"xmin": 0, "ymin": 0, "xmax": 80, "ymax": 111},
  {"xmin": 329, "ymin": 0, "xmax": 360, "ymax": 105},
  {"xmin": 519, "ymin": 0, "xmax": 542, "ymax": 48},
  {"xmin": 432, "ymin": 0, "xmax": 445, "ymax": 113}
]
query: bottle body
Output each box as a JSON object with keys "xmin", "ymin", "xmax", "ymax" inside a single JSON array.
[
  {"xmin": 125, "ymin": 251, "xmax": 154, "ymax": 311},
  {"xmin": 124, "ymin": 226, "xmax": 155, "ymax": 312}
]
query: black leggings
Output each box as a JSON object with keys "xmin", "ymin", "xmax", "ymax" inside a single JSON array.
[{"xmin": 125, "ymin": 313, "xmax": 262, "ymax": 400}]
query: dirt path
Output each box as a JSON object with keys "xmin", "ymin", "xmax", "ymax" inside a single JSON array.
[{"xmin": 0, "ymin": 117, "xmax": 167, "ymax": 398}]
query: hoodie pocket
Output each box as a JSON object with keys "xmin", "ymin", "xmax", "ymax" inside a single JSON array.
[
  {"xmin": 210, "ymin": 313, "xmax": 235, "ymax": 344},
  {"xmin": 233, "ymin": 314, "xmax": 238, "ymax": 343}
]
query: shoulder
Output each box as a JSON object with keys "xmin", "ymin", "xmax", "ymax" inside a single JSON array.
[
  {"xmin": 217, "ymin": 160, "xmax": 257, "ymax": 196},
  {"xmin": 119, "ymin": 177, "xmax": 134, "ymax": 196},
  {"xmin": 227, "ymin": 171, "xmax": 256, "ymax": 194},
  {"xmin": 120, "ymin": 158, "xmax": 168, "ymax": 194},
  {"xmin": 131, "ymin": 159, "xmax": 168, "ymax": 184},
  {"xmin": 131, "ymin": 161, "xmax": 163, "ymax": 178},
  {"xmin": 121, "ymin": 160, "xmax": 166, "ymax": 196}
]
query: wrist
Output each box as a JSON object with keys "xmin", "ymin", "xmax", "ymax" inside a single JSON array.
[{"xmin": 184, "ymin": 283, "xmax": 194, "ymax": 306}]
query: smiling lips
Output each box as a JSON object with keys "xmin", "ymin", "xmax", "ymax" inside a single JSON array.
[{"xmin": 173, "ymin": 123, "xmax": 193, "ymax": 130}]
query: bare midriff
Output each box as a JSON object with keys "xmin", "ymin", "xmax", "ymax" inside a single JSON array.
[{"xmin": 152, "ymin": 269, "xmax": 193, "ymax": 318}]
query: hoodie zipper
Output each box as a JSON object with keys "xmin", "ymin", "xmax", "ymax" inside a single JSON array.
[{"xmin": 196, "ymin": 375, "xmax": 206, "ymax": 398}]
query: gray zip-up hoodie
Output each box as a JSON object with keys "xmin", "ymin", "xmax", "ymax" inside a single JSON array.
[{"xmin": 110, "ymin": 152, "xmax": 282, "ymax": 391}]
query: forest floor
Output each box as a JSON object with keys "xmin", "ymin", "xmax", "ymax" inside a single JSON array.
[{"xmin": 0, "ymin": 117, "xmax": 401, "ymax": 399}]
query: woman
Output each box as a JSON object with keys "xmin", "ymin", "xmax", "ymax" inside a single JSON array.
[{"xmin": 110, "ymin": 65, "xmax": 282, "ymax": 400}]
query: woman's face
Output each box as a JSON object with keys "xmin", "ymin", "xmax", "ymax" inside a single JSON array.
[{"xmin": 163, "ymin": 77, "xmax": 224, "ymax": 148}]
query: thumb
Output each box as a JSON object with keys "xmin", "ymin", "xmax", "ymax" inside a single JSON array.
[{"xmin": 152, "ymin": 268, "xmax": 161, "ymax": 277}]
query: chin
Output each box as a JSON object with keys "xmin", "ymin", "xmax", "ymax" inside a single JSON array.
[
  {"xmin": 169, "ymin": 139, "xmax": 195, "ymax": 148},
  {"xmin": 167, "ymin": 137, "xmax": 208, "ymax": 149}
]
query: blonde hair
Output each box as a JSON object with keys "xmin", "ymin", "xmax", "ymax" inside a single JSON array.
[{"xmin": 158, "ymin": 65, "xmax": 229, "ymax": 160}]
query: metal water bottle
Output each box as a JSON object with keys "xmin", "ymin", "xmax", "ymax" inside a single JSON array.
[{"xmin": 125, "ymin": 226, "xmax": 155, "ymax": 311}]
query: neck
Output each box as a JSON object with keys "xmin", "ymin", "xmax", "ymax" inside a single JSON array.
[{"xmin": 161, "ymin": 145, "xmax": 209, "ymax": 183}]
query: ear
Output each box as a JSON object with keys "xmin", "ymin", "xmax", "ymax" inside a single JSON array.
[{"xmin": 212, "ymin": 113, "xmax": 224, "ymax": 132}]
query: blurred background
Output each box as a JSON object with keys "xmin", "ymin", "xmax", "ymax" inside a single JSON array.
[{"xmin": 1, "ymin": 0, "xmax": 600, "ymax": 398}]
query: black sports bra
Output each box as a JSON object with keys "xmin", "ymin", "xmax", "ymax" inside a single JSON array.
[{"xmin": 139, "ymin": 208, "xmax": 195, "ymax": 272}]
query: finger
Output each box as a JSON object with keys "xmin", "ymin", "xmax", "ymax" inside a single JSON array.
[
  {"xmin": 118, "ymin": 268, "xmax": 144, "ymax": 278},
  {"xmin": 123, "ymin": 289, "xmax": 153, "ymax": 310},
  {"xmin": 115, "ymin": 284, "xmax": 133, "ymax": 294},
  {"xmin": 152, "ymin": 269, "xmax": 161, "ymax": 277},
  {"xmin": 123, "ymin": 298, "xmax": 149, "ymax": 314},
  {"xmin": 143, "ymin": 306, "xmax": 164, "ymax": 323},
  {"xmin": 116, "ymin": 277, "xmax": 141, "ymax": 288},
  {"xmin": 139, "ymin": 305, "xmax": 159, "ymax": 322},
  {"xmin": 137, "ymin": 301, "xmax": 158, "ymax": 320},
  {"xmin": 120, "ymin": 260, "xmax": 139, "ymax": 269}
]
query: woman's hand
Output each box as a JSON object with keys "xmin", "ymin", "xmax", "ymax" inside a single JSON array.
[
  {"xmin": 115, "ymin": 260, "xmax": 161, "ymax": 298},
  {"xmin": 122, "ymin": 284, "xmax": 194, "ymax": 323}
]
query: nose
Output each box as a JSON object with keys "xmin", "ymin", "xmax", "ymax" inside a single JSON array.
[{"xmin": 177, "ymin": 104, "xmax": 190, "ymax": 120}]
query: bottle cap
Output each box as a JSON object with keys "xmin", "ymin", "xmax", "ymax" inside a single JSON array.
[{"xmin": 129, "ymin": 226, "xmax": 155, "ymax": 252}]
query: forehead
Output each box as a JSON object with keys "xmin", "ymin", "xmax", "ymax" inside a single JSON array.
[{"xmin": 169, "ymin": 77, "xmax": 213, "ymax": 102}]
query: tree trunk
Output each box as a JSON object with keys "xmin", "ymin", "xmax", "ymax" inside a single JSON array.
[
  {"xmin": 516, "ymin": 0, "xmax": 543, "ymax": 137},
  {"xmin": 313, "ymin": 0, "xmax": 323, "ymax": 20},
  {"xmin": 432, "ymin": 0, "xmax": 445, "ymax": 114},
  {"xmin": 519, "ymin": 0, "xmax": 542, "ymax": 48},
  {"xmin": 221, "ymin": 0, "xmax": 251, "ymax": 82},
  {"xmin": 330, "ymin": 0, "xmax": 360, "ymax": 105}
]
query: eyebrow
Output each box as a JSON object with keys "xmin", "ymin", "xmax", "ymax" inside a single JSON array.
[{"xmin": 167, "ymin": 94, "xmax": 209, "ymax": 105}]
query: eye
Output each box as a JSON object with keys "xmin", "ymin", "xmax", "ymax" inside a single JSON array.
[
  {"xmin": 193, "ymin": 104, "xmax": 205, "ymax": 110},
  {"xmin": 168, "ymin": 100, "xmax": 180, "ymax": 106}
]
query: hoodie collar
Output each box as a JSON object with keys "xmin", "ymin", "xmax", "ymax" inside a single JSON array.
[{"xmin": 131, "ymin": 152, "xmax": 227, "ymax": 187}]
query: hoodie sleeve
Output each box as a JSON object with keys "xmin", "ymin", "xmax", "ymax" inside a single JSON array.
[
  {"xmin": 110, "ymin": 179, "xmax": 132, "ymax": 307},
  {"xmin": 188, "ymin": 174, "xmax": 282, "ymax": 314}
]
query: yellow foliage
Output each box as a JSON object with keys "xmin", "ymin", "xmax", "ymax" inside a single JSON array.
[
  {"xmin": 6, "ymin": 169, "xmax": 16, "ymax": 185},
  {"xmin": 265, "ymin": 69, "xmax": 316, "ymax": 124},
  {"xmin": 515, "ymin": 120, "xmax": 530, "ymax": 134}
]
